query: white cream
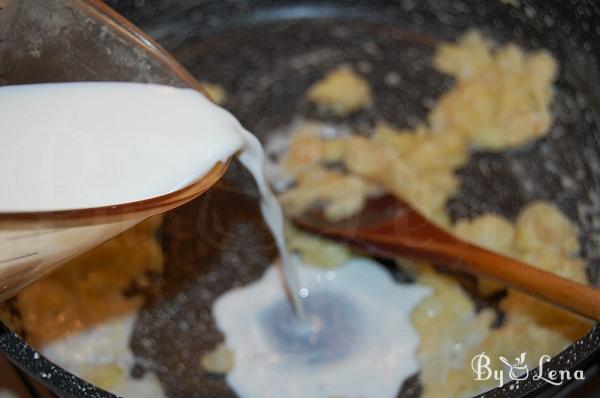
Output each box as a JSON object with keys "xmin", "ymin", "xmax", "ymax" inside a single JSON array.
[
  {"xmin": 2, "ymin": 82, "xmax": 428, "ymax": 398},
  {"xmin": 0, "ymin": 83, "xmax": 244, "ymax": 211},
  {"xmin": 214, "ymin": 257, "xmax": 431, "ymax": 398},
  {"xmin": 0, "ymin": 82, "xmax": 304, "ymax": 314},
  {"xmin": 42, "ymin": 315, "xmax": 166, "ymax": 397},
  {"xmin": 237, "ymin": 134, "xmax": 304, "ymax": 316}
]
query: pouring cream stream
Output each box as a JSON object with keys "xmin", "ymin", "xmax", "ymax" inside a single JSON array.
[
  {"xmin": 0, "ymin": 82, "xmax": 304, "ymax": 314},
  {"xmin": 1, "ymin": 82, "xmax": 427, "ymax": 398}
]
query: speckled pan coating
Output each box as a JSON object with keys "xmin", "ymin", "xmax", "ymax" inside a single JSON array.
[{"xmin": 3, "ymin": 1, "xmax": 600, "ymax": 397}]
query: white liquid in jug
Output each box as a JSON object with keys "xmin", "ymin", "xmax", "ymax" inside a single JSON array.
[
  {"xmin": 0, "ymin": 82, "xmax": 304, "ymax": 312},
  {"xmin": 0, "ymin": 83, "xmax": 244, "ymax": 212},
  {"xmin": 0, "ymin": 82, "xmax": 428, "ymax": 397}
]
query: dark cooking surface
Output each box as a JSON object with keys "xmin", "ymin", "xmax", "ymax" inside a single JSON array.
[
  {"xmin": 116, "ymin": 10, "xmax": 600, "ymax": 398},
  {"xmin": 130, "ymin": 175, "xmax": 275, "ymax": 397},
  {"xmin": 2, "ymin": 1, "xmax": 600, "ymax": 397},
  {"xmin": 130, "ymin": 21, "xmax": 450, "ymax": 397},
  {"xmin": 2, "ymin": 350, "xmax": 600, "ymax": 398}
]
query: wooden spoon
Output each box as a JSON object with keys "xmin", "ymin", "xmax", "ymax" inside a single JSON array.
[{"xmin": 292, "ymin": 194, "xmax": 600, "ymax": 321}]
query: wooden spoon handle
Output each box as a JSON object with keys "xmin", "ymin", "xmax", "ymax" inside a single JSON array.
[
  {"xmin": 354, "ymin": 232, "xmax": 600, "ymax": 320},
  {"xmin": 446, "ymin": 242, "xmax": 600, "ymax": 321}
]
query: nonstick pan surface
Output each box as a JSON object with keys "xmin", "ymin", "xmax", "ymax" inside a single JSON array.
[{"xmin": 3, "ymin": 1, "xmax": 600, "ymax": 397}]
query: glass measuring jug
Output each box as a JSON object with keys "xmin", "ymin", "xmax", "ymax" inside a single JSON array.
[{"xmin": 0, "ymin": 0, "xmax": 229, "ymax": 300}]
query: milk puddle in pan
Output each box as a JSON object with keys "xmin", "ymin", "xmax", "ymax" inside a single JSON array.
[
  {"xmin": 1, "ymin": 82, "xmax": 429, "ymax": 397},
  {"xmin": 213, "ymin": 258, "xmax": 430, "ymax": 398}
]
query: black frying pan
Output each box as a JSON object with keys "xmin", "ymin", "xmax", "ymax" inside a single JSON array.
[{"xmin": 2, "ymin": 0, "xmax": 600, "ymax": 397}]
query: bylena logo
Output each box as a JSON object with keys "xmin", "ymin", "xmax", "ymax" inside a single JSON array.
[{"xmin": 471, "ymin": 352, "xmax": 585, "ymax": 387}]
